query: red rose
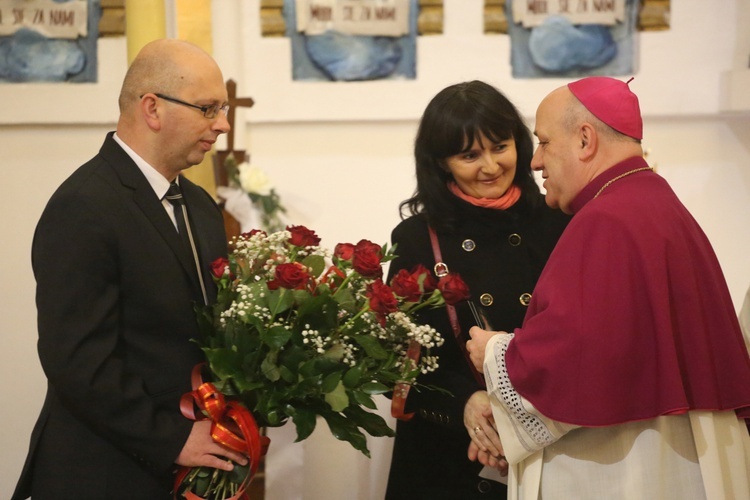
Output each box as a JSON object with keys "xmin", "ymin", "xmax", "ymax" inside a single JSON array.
[
  {"xmin": 352, "ymin": 239, "xmax": 383, "ymax": 278},
  {"xmin": 241, "ymin": 229, "xmax": 267, "ymax": 238},
  {"xmin": 390, "ymin": 269, "xmax": 422, "ymax": 302},
  {"xmin": 410, "ymin": 264, "xmax": 437, "ymax": 293},
  {"xmin": 355, "ymin": 239, "xmax": 381, "ymax": 254},
  {"xmin": 287, "ymin": 225, "xmax": 321, "ymax": 247},
  {"xmin": 210, "ymin": 257, "xmax": 231, "ymax": 279},
  {"xmin": 366, "ymin": 279, "xmax": 399, "ymax": 315},
  {"xmin": 268, "ymin": 262, "xmax": 310, "ymax": 290},
  {"xmin": 334, "ymin": 243, "xmax": 355, "ymax": 261},
  {"xmin": 437, "ymin": 273, "xmax": 470, "ymax": 305}
]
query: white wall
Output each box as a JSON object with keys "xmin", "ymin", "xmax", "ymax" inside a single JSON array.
[{"xmin": 2, "ymin": 1, "xmax": 750, "ymax": 498}]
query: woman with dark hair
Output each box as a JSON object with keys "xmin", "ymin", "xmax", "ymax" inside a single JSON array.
[{"xmin": 384, "ymin": 81, "xmax": 569, "ymax": 499}]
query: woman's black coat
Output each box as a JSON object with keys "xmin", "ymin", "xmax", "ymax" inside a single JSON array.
[{"xmin": 384, "ymin": 194, "xmax": 569, "ymax": 500}]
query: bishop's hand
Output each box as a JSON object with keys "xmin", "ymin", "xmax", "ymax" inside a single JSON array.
[{"xmin": 467, "ymin": 326, "xmax": 502, "ymax": 371}]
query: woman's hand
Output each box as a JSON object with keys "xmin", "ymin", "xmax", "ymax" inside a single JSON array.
[
  {"xmin": 468, "ymin": 441, "xmax": 509, "ymax": 476},
  {"xmin": 464, "ymin": 391, "xmax": 503, "ymax": 459}
]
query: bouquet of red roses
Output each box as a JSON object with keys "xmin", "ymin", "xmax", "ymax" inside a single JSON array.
[{"xmin": 175, "ymin": 225, "xmax": 469, "ymax": 499}]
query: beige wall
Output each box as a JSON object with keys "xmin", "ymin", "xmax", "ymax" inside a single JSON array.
[{"xmin": 2, "ymin": 0, "xmax": 750, "ymax": 498}]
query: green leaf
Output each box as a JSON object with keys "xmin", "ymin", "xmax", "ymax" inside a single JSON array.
[
  {"xmin": 345, "ymin": 405, "xmax": 395, "ymax": 438},
  {"xmin": 342, "ymin": 365, "xmax": 363, "ymax": 388},
  {"xmin": 297, "ymin": 292, "xmax": 339, "ymax": 328},
  {"xmin": 233, "ymin": 378, "xmax": 264, "ymax": 394},
  {"xmin": 297, "ymin": 371, "xmax": 323, "ymax": 392},
  {"xmin": 298, "ymin": 358, "xmax": 318, "ymax": 379},
  {"xmin": 194, "ymin": 304, "xmax": 214, "ymax": 340},
  {"xmin": 321, "ymin": 411, "xmax": 370, "ymax": 457},
  {"xmin": 279, "ymin": 345, "xmax": 308, "ymax": 374},
  {"xmin": 210, "ymin": 378, "xmax": 237, "ymax": 395},
  {"xmin": 253, "ymin": 386, "xmax": 288, "ymax": 426},
  {"xmin": 321, "ymin": 371, "xmax": 343, "ymax": 393},
  {"xmin": 352, "ymin": 389, "xmax": 377, "ymax": 410},
  {"xmin": 265, "ymin": 408, "xmax": 284, "ymax": 426},
  {"xmin": 261, "ymin": 352, "xmax": 281, "ymax": 382},
  {"xmin": 203, "ymin": 347, "xmax": 243, "ymax": 380},
  {"xmin": 324, "ymin": 381, "xmax": 349, "ymax": 411},
  {"xmin": 291, "ymin": 406, "xmax": 317, "ymax": 441},
  {"xmin": 352, "ymin": 334, "xmax": 389, "ymax": 360},
  {"xmin": 240, "ymin": 310, "xmax": 268, "ymax": 333},
  {"xmin": 360, "ymin": 381, "xmax": 390, "ymax": 395},
  {"xmin": 333, "ymin": 287, "xmax": 357, "ymax": 312},
  {"xmin": 301, "ymin": 254, "xmax": 326, "ymax": 277},
  {"xmin": 262, "ymin": 325, "xmax": 292, "ymax": 349},
  {"xmin": 279, "ymin": 364, "xmax": 296, "ymax": 383},
  {"xmin": 268, "ymin": 288, "xmax": 294, "ymax": 315},
  {"xmin": 303, "ymin": 356, "xmax": 339, "ymax": 376}
]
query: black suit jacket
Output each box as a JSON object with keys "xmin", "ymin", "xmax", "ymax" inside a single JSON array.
[{"xmin": 13, "ymin": 133, "xmax": 227, "ymax": 499}]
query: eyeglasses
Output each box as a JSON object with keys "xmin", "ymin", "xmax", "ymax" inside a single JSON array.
[{"xmin": 149, "ymin": 93, "xmax": 229, "ymax": 119}]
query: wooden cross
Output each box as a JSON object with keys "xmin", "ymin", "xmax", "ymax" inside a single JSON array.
[
  {"xmin": 213, "ymin": 79, "xmax": 255, "ymax": 187},
  {"xmin": 212, "ymin": 79, "xmax": 256, "ymax": 241}
]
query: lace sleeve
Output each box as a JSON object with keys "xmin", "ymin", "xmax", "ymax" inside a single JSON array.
[{"xmin": 484, "ymin": 333, "xmax": 578, "ymax": 460}]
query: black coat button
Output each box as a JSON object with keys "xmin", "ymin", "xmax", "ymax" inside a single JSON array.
[{"xmin": 478, "ymin": 479, "xmax": 492, "ymax": 493}]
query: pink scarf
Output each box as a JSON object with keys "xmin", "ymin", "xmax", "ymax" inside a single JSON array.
[{"xmin": 448, "ymin": 181, "xmax": 521, "ymax": 210}]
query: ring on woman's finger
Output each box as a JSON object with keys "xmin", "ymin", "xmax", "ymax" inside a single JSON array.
[{"xmin": 473, "ymin": 426, "xmax": 482, "ymax": 433}]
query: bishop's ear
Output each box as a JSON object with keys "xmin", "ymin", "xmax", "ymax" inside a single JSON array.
[{"xmin": 578, "ymin": 123, "xmax": 597, "ymax": 160}]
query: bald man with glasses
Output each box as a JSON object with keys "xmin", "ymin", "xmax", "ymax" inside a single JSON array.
[{"xmin": 13, "ymin": 39, "xmax": 246, "ymax": 500}]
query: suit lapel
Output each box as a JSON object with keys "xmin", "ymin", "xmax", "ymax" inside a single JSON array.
[
  {"xmin": 99, "ymin": 134, "xmax": 205, "ymax": 299},
  {"xmin": 179, "ymin": 177, "xmax": 220, "ymax": 298}
]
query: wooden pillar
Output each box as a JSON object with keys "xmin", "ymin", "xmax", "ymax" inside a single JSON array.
[
  {"xmin": 175, "ymin": 0, "xmax": 213, "ymax": 52},
  {"xmin": 173, "ymin": 0, "xmax": 218, "ymax": 195},
  {"xmin": 125, "ymin": 0, "xmax": 166, "ymax": 64}
]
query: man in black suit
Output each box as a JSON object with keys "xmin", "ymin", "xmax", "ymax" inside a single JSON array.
[{"xmin": 13, "ymin": 39, "xmax": 247, "ymax": 499}]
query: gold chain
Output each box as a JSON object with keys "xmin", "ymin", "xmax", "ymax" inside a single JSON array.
[{"xmin": 594, "ymin": 167, "xmax": 653, "ymax": 199}]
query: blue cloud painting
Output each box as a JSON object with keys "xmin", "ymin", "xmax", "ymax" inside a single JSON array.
[
  {"xmin": 0, "ymin": 0, "xmax": 99, "ymax": 83},
  {"xmin": 283, "ymin": 0, "xmax": 417, "ymax": 81},
  {"xmin": 508, "ymin": 0, "xmax": 638, "ymax": 78}
]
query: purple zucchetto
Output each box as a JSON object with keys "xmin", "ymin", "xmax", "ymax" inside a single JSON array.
[{"xmin": 568, "ymin": 76, "xmax": 643, "ymax": 140}]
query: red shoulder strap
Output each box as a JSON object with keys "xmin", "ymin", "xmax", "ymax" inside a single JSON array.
[{"xmin": 428, "ymin": 227, "xmax": 485, "ymax": 387}]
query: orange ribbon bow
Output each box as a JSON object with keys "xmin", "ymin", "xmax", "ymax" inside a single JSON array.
[{"xmin": 175, "ymin": 363, "xmax": 270, "ymax": 500}]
